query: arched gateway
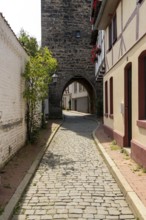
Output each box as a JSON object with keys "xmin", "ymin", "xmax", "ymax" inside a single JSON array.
[{"xmin": 41, "ymin": 0, "xmax": 102, "ymax": 118}]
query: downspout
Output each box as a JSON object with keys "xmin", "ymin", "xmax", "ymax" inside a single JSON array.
[
  {"xmin": 94, "ymin": 0, "xmax": 107, "ymax": 29},
  {"xmin": 90, "ymin": 0, "xmax": 94, "ymax": 16}
]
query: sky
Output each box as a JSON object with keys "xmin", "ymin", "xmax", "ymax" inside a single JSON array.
[{"xmin": 0, "ymin": 0, "xmax": 41, "ymax": 45}]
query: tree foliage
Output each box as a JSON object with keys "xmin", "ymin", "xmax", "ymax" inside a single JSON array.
[
  {"xmin": 23, "ymin": 47, "xmax": 57, "ymax": 102},
  {"xmin": 19, "ymin": 30, "xmax": 58, "ymax": 142},
  {"xmin": 19, "ymin": 29, "xmax": 39, "ymax": 57}
]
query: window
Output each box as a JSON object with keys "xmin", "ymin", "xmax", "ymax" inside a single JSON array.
[
  {"xmin": 138, "ymin": 51, "xmax": 146, "ymax": 120},
  {"xmin": 105, "ymin": 81, "xmax": 108, "ymax": 115},
  {"xmin": 79, "ymin": 84, "xmax": 86, "ymax": 92},
  {"xmin": 79, "ymin": 83, "xmax": 82, "ymax": 92},
  {"xmin": 74, "ymin": 82, "xmax": 77, "ymax": 93},
  {"xmin": 110, "ymin": 77, "xmax": 113, "ymax": 116},
  {"xmin": 113, "ymin": 15, "xmax": 117, "ymax": 43},
  {"xmin": 108, "ymin": 22, "xmax": 112, "ymax": 50},
  {"xmin": 137, "ymin": 0, "xmax": 144, "ymax": 4},
  {"xmin": 65, "ymin": 87, "xmax": 69, "ymax": 94},
  {"xmin": 108, "ymin": 14, "xmax": 117, "ymax": 50}
]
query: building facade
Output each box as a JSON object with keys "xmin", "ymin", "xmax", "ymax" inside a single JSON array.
[
  {"xmin": 0, "ymin": 14, "xmax": 28, "ymax": 168},
  {"xmin": 62, "ymin": 82, "xmax": 89, "ymax": 113},
  {"xmin": 62, "ymin": 86, "xmax": 72, "ymax": 111},
  {"xmin": 94, "ymin": 0, "xmax": 146, "ymax": 168}
]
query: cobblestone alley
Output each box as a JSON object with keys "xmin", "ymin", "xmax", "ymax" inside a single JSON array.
[{"xmin": 12, "ymin": 112, "xmax": 135, "ymax": 220}]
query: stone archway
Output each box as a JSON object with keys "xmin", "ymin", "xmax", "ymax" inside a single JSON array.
[
  {"xmin": 41, "ymin": 0, "xmax": 102, "ymax": 118},
  {"xmin": 48, "ymin": 75, "xmax": 97, "ymax": 118},
  {"xmin": 62, "ymin": 76, "xmax": 96, "ymax": 114}
]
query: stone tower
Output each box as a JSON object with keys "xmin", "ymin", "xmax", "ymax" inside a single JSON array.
[{"xmin": 41, "ymin": 0, "xmax": 100, "ymax": 118}]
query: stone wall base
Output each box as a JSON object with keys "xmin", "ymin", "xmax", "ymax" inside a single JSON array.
[
  {"xmin": 131, "ymin": 140, "xmax": 146, "ymax": 168},
  {"xmin": 103, "ymin": 124, "xmax": 124, "ymax": 146},
  {"xmin": 103, "ymin": 124, "xmax": 114, "ymax": 139},
  {"xmin": 103, "ymin": 124, "xmax": 146, "ymax": 168}
]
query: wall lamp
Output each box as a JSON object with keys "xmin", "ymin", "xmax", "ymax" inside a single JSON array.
[{"xmin": 52, "ymin": 72, "xmax": 59, "ymax": 84}]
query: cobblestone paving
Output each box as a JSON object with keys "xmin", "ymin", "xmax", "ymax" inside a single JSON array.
[{"xmin": 12, "ymin": 112, "xmax": 135, "ymax": 220}]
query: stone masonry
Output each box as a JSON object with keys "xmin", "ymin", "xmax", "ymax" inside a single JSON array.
[
  {"xmin": 41, "ymin": 0, "xmax": 102, "ymax": 118},
  {"xmin": 12, "ymin": 112, "xmax": 135, "ymax": 220}
]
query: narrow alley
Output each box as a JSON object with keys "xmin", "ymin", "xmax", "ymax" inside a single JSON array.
[{"xmin": 12, "ymin": 112, "xmax": 135, "ymax": 220}]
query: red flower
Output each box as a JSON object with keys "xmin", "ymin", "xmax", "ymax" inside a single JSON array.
[
  {"xmin": 91, "ymin": 46, "xmax": 98, "ymax": 63},
  {"xmin": 91, "ymin": 46, "xmax": 96, "ymax": 55},
  {"xmin": 93, "ymin": 0, "xmax": 98, "ymax": 10},
  {"xmin": 90, "ymin": 44, "xmax": 101, "ymax": 63}
]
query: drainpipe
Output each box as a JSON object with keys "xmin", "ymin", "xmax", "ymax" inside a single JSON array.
[
  {"xmin": 90, "ymin": 0, "xmax": 94, "ymax": 16},
  {"xmin": 94, "ymin": 0, "xmax": 107, "ymax": 29}
]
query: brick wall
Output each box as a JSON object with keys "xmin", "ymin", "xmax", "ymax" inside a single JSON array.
[{"xmin": 0, "ymin": 14, "xmax": 28, "ymax": 168}]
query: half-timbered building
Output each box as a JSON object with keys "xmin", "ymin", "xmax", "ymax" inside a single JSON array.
[{"xmin": 94, "ymin": 0, "xmax": 146, "ymax": 168}]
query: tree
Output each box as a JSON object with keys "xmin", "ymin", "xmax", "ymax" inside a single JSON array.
[
  {"xmin": 19, "ymin": 30, "xmax": 58, "ymax": 142},
  {"xmin": 19, "ymin": 29, "xmax": 39, "ymax": 57}
]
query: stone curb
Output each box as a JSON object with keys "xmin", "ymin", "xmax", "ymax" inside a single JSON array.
[
  {"xmin": 0, "ymin": 121, "xmax": 63, "ymax": 220},
  {"xmin": 93, "ymin": 128, "xmax": 146, "ymax": 220}
]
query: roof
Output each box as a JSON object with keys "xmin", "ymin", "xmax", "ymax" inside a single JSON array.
[{"xmin": 94, "ymin": 0, "xmax": 120, "ymax": 29}]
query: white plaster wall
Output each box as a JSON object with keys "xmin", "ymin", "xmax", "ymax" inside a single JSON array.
[
  {"xmin": 62, "ymin": 94, "xmax": 71, "ymax": 110},
  {"xmin": 0, "ymin": 14, "xmax": 28, "ymax": 168},
  {"xmin": 76, "ymin": 97, "xmax": 89, "ymax": 113},
  {"xmin": 104, "ymin": 0, "xmax": 146, "ymax": 143},
  {"xmin": 69, "ymin": 82, "xmax": 88, "ymax": 99},
  {"xmin": 63, "ymin": 83, "xmax": 89, "ymax": 112},
  {"xmin": 105, "ymin": 0, "xmax": 146, "ymax": 72},
  {"xmin": 95, "ymin": 30, "xmax": 105, "ymax": 75},
  {"xmin": 104, "ymin": 34, "xmax": 146, "ymax": 146}
]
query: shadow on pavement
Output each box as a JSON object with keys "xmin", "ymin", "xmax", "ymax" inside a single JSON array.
[
  {"xmin": 42, "ymin": 151, "xmax": 75, "ymax": 171},
  {"xmin": 61, "ymin": 112, "xmax": 98, "ymax": 141}
]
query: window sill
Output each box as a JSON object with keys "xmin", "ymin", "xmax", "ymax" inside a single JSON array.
[
  {"xmin": 109, "ymin": 114, "xmax": 114, "ymax": 119},
  {"xmin": 137, "ymin": 120, "xmax": 146, "ymax": 129}
]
